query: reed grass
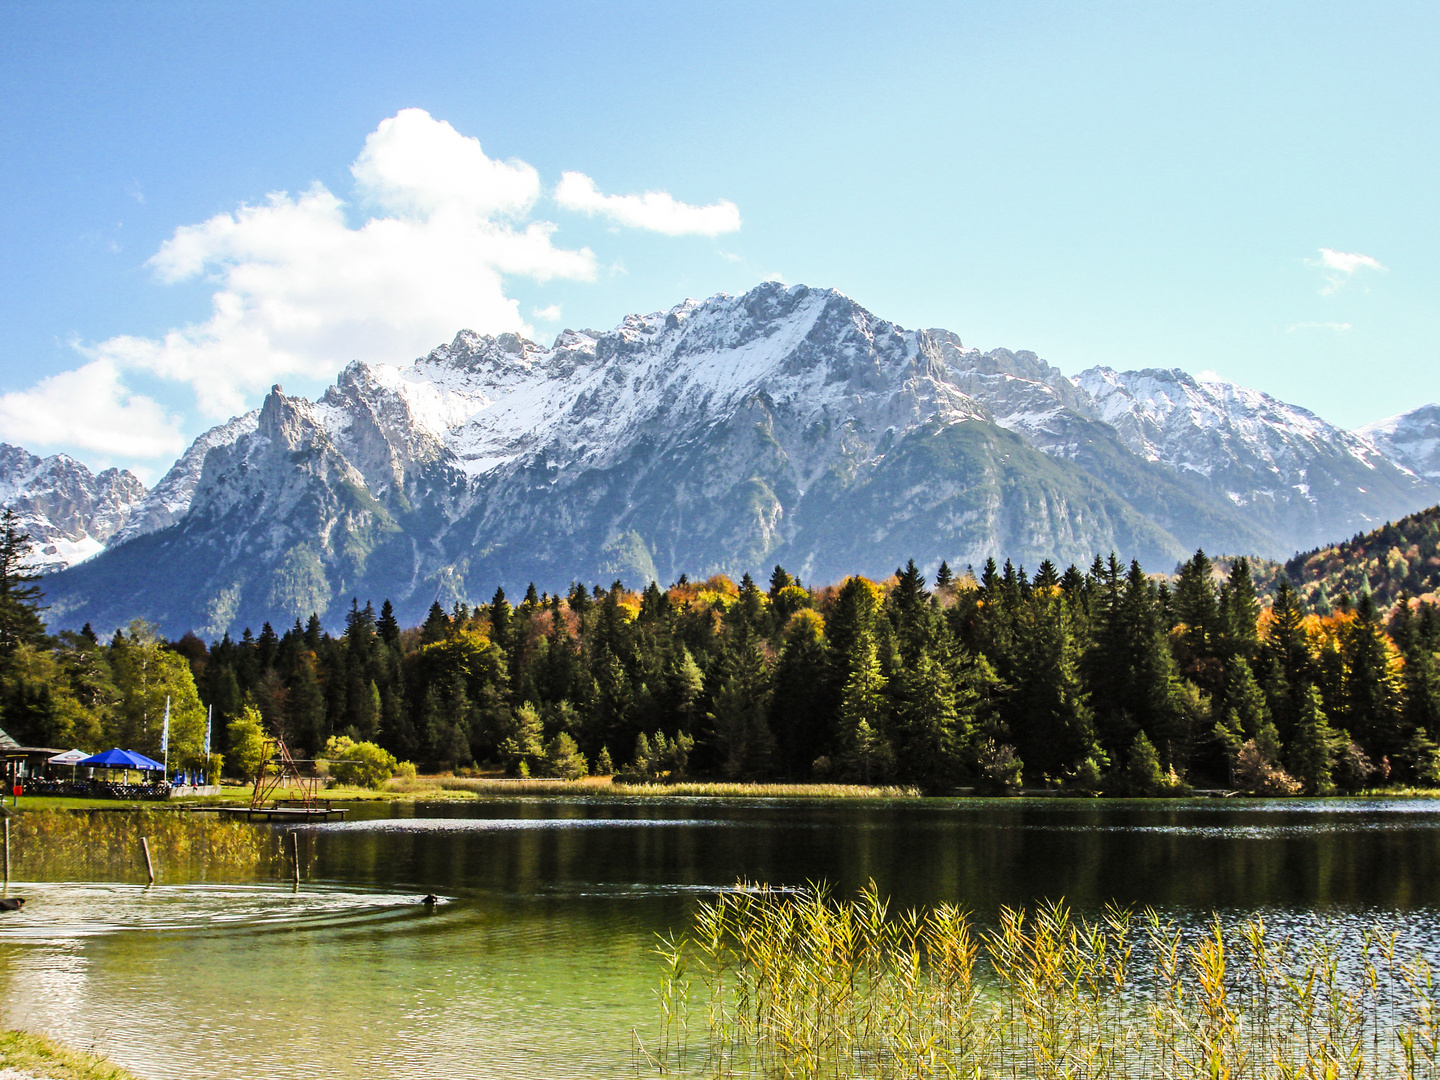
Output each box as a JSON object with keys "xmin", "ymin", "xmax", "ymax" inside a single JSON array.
[
  {"xmin": 6, "ymin": 808, "xmax": 284, "ymax": 882},
  {"xmin": 639, "ymin": 881, "xmax": 1440, "ymax": 1078},
  {"xmin": 0, "ymin": 1029, "xmax": 140, "ymax": 1080}
]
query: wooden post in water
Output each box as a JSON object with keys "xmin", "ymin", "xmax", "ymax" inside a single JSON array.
[
  {"xmin": 140, "ymin": 836, "xmax": 155, "ymax": 884},
  {"xmin": 291, "ymin": 830, "xmax": 300, "ymax": 887}
]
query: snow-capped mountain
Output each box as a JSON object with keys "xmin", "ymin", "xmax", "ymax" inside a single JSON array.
[
  {"xmin": 0, "ymin": 446, "xmax": 147, "ymax": 572},
  {"xmin": 38, "ymin": 283, "xmax": 1440, "ymax": 637},
  {"xmin": 1356, "ymin": 404, "xmax": 1440, "ymax": 483},
  {"xmin": 1063, "ymin": 367, "xmax": 1428, "ymax": 546}
]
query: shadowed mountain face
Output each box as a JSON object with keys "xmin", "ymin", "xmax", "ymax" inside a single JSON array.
[{"xmin": 36, "ymin": 283, "xmax": 1440, "ymax": 637}]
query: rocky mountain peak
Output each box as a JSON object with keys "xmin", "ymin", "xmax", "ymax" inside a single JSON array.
[{"xmin": 1356, "ymin": 404, "xmax": 1440, "ymax": 482}]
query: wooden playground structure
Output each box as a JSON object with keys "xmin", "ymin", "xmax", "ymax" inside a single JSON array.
[{"xmin": 210, "ymin": 738, "xmax": 347, "ymax": 821}]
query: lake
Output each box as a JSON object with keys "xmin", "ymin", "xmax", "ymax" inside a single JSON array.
[{"xmin": 3, "ymin": 796, "xmax": 1440, "ymax": 1079}]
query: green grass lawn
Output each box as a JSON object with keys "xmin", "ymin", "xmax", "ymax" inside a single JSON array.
[{"xmin": 0, "ymin": 1030, "xmax": 141, "ymax": 1080}]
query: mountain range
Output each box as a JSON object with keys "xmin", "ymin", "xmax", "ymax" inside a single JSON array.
[{"xmin": 16, "ymin": 282, "xmax": 1440, "ymax": 637}]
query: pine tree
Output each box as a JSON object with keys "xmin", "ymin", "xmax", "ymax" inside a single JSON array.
[
  {"xmin": 1124, "ymin": 731, "xmax": 1166, "ymax": 796},
  {"xmin": 768, "ymin": 565, "xmax": 795, "ymax": 597},
  {"xmin": 498, "ymin": 702, "xmax": 544, "ymax": 775},
  {"xmin": 935, "ymin": 560, "xmax": 954, "ymax": 588},
  {"xmin": 706, "ymin": 630, "xmax": 774, "ymax": 779},
  {"xmin": 541, "ymin": 732, "xmax": 588, "ymax": 780},
  {"xmin": 594, "ymin": 745, "xmax": 615, "ymax": 776},
  {"xmin": 771, "ymin": 610, "xmax": 832, "ymax": 775}
]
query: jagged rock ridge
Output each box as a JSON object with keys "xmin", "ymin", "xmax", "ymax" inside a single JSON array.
[{"xmin": 0, "ymin": 445, "xmax": 147, "ymax": 573}]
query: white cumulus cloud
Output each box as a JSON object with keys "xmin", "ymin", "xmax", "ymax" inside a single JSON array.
[
  {"xmin": 1308, "ymin": 247, "xmax": 1387, "ymax": 295},
  {"xmin": 0, "ymin": 359, "xmax": 185, "ymax": 463},
  {"xmin": 554, "ymin": 172, "xmax": 741, "ymax": 236}
]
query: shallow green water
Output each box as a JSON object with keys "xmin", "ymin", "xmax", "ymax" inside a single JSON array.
[{"xmin": 4, "ymin": 797, "xmax": 1440, "ymax": 1079}]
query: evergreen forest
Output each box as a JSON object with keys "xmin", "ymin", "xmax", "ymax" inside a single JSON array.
[{"xmin": 6, "ymin": 507, "xmax": 1440, "ymax": 796}]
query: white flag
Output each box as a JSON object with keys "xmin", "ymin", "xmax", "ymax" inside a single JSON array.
[
  {"xmin": 161, "ymin": 695, "xmax": 171, "ymax": 767},
  {"xmin": 204, "ymin": 704, "xmax": 212, "ymax": 757}
]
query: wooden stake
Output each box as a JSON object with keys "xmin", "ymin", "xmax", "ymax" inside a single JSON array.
[
  {"xmin": 291, "ymin": 830, "xmax": 300, "ymax": 887},
  {"xmin": 140, "ymin": 836, "xmax": 155, "ymax": 884}
]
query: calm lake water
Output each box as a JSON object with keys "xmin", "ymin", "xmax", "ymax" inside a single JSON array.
[{"xmin": 4, "ymin": 797, "xmax": 1440, "ymax": 1079}]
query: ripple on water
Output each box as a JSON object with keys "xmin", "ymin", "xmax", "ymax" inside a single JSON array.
[
  {"xmin": 0, "ymin": 881, "xmax": 445, "ymax": 943},
  {"xmin": 306, "ymin": 815, "xmax": 730, "ymax": 833}
]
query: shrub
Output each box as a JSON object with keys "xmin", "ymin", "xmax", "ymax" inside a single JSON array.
[{"xmin": 322, "ymin": 735, "xmax": 399, "ymax": 789}]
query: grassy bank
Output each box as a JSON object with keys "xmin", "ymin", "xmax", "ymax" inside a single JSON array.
[
  {"xmin": 644, "ymin": 882, "xmax": 1440, "ymax": 1078},
  {"xmin": 0, "ymin": 1030, "xmax": 141, "ymax": 1080}
]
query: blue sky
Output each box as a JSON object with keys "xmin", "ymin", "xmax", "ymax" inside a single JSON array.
[{"xmin": 1, "ymin": 1, "xmax": 1435, "ymax": 479}]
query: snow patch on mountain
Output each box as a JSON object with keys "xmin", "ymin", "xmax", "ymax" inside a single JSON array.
[
  {"xmin": 1356, "ymin": 404, "xmax": 1440, "ymax": 482},
  {"xmin": 1071, "ymin": 366, "xmax": 1392, "ymax": 493}
]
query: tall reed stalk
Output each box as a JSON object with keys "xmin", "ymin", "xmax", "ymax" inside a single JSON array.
[{"xmin": 641, "ymin": 882, "xmax": 1440, "ymax": 1079}]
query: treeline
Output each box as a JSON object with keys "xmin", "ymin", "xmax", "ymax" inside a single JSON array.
[{"xmin": 6, "ymin": 506, "xmax": 1440, "ymax": 793}]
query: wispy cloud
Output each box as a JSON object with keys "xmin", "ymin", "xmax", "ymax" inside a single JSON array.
[
  {"xmin": 532, "ymin": 304, "xmax": 562, "ymax": 321},
  {"xmin": 1287, "ymin": 321, "xmax": 1353, "ymax": 333},
  {"xmin": 554, "ymin": 172, "xmax": 740, "ymax": 236},
  {"xmin": 1307, "ymin": 248, "xmax": 1387, "ymax": 295}
]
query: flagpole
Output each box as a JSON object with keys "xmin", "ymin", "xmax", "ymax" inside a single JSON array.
[
  {"xmin": 162, "ymin": 695, "xmax": 171, "ymax": 778},
  {"xmin": 204, "ymin": 705, "xmax": 212, "ymax": 784}
]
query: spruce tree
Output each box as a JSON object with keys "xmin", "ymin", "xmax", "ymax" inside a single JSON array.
[
  {"xmin": 836, "ymin": 634, "xmax": 893, "ymax": 783},
  {"xmin": 1287, "ymin": 684, "xmax": 1340, "ymax": 795},
  {"xmin": 771, "ymin": 610, "xmax": 833, "ymax": 775},
  {"xmin": 1123, "ymin": 731, "xmax": 1166, "ymax": 796},
  {"xmin": 377, "ymin": 600, "xmax": 401, "ymax": 647},
  {"xmin": 890, "ymin": 650, "xmax": 968, "ymax": 793},
  {"xmin": 420, "ymin": 602, "xmax": 450, "ymax": 644},
  {"xmin": 1340, "ymin": 592, "xmax": 1403, "ymax": 759}
]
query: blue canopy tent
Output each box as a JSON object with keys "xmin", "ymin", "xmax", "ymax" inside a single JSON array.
[{"xmin": 78, "ymin": 749, "xmax": 165, "ymax": 771}]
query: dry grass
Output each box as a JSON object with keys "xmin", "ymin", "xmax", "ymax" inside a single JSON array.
[
  {"xmin": 390, "ymin": 776, "xmax": 919, "ymax": 799},
  {"xmin": 640, "ymin": 882, "xmax": 1440, "ymax": 1078},
  {"xmin": 607, "ymin": 781, "xmax": 919, "ymax": 799},
  {"xmin": 0, "ymin": 1030, "xmax": 141, "ymax": 1080}
]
